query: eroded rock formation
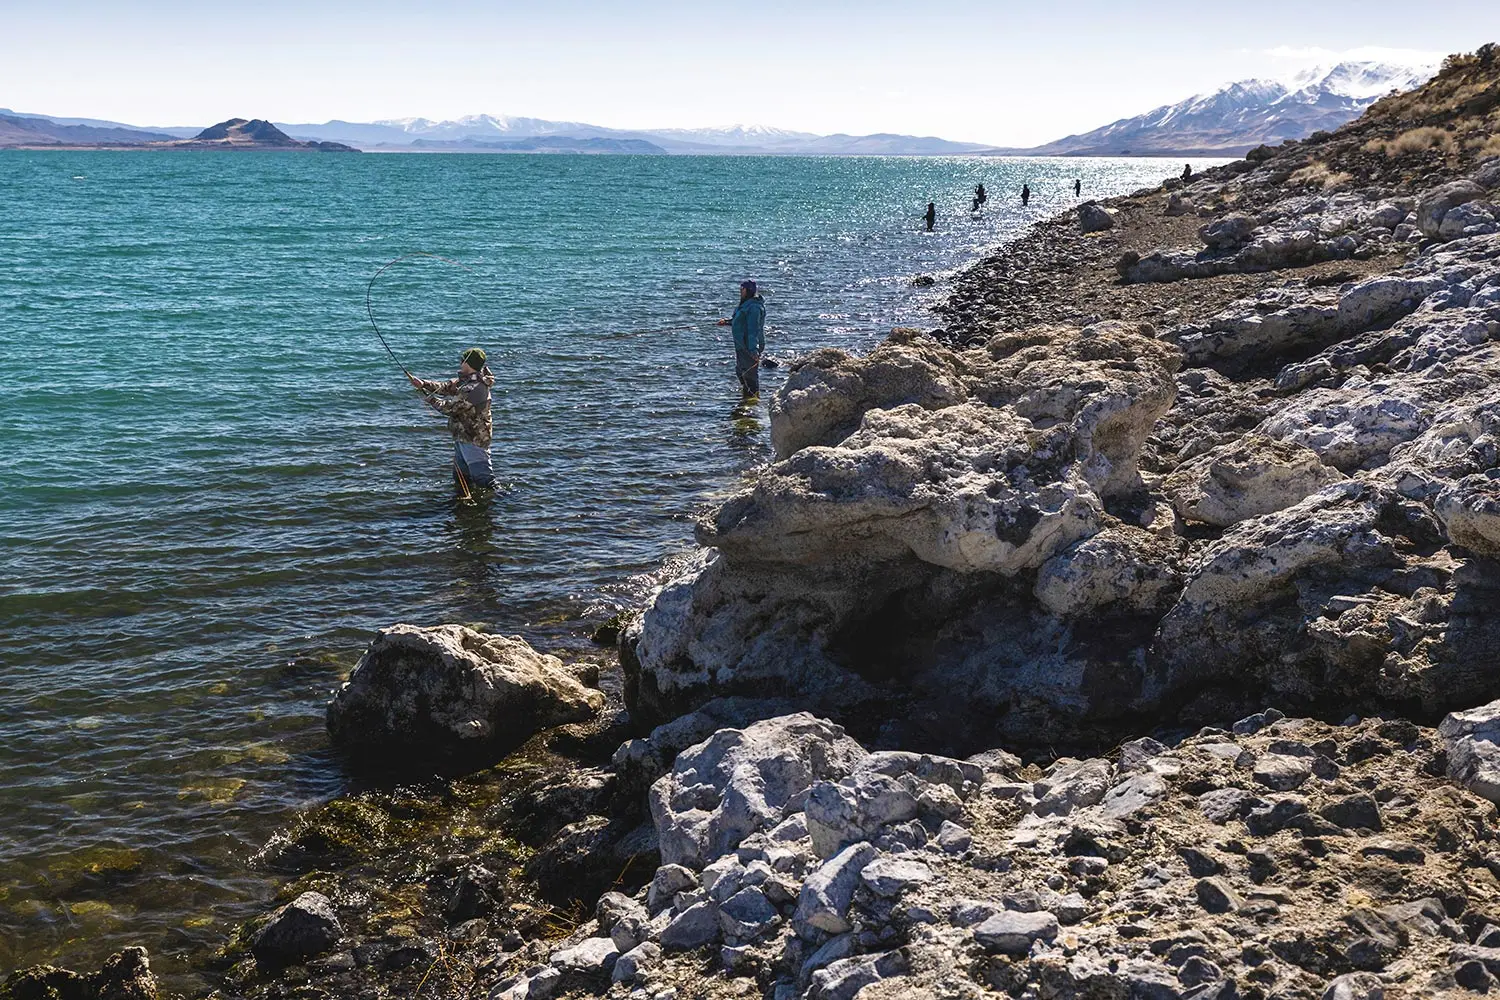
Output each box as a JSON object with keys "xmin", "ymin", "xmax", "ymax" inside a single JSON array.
[{"xmin": 625, "ymin": 151, "xmax": 1500, "ymax": 753}]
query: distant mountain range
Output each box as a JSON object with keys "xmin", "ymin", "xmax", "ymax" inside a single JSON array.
[
  {"xmin": 998, "ymin": 60, "xmax": 1440, "ymax": 156},
  {"xmin": 265, "ymin": 115, "xmax": 995, "ymax": 155},
  {"xmin": 0, "ymin": 62, "xmax": 1440, "ymax": 156}
]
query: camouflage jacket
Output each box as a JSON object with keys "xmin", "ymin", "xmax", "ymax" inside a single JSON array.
[{"xmin": 415, "ymin": 367, "xmax": 494, "ymax": 448}]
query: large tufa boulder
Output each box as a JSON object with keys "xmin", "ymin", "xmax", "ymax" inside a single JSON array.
[
  {"xmin": 327, "ymin": 624, "xmax": 603, "ymax": 762},
  {"xmin": 1416, "ymin": 180, "xmax": 1487, "ymax": 239},
  {"xmin": 1165, "ymin": 435, "xmax": 1346, "ymax": 528},
  {"xmin": 706, "ymin": 322, "xmax": 1179, "ymax": 573},
  {"xmin": 769, "ymin": 329, "xmax": 967, "ymax": 460},
  {"xmin": 1440, "ymin": 700, "xmax": 1500, "ymax": 803},
  {"xmin": 648, "ymin": 713, "xmax": 867, "ymax": 869},
  {"xmin": 1077, "ymin": 202, "xmax": 1115, "ymax": 233},
  {"xmin": 626, "ymin": 323, "xmax": 1180, "ymax": 728},
  {"xmin": 1199, "ymin": 214, "xmax": 1256, "ymax": 250},
  {"xmin": 1436, "ymin": 472, "xmax": 1500, "ymax": 557},
  {"xmin": 703, "ymin": 401, "xmax": 1104, "ymax": 573}
]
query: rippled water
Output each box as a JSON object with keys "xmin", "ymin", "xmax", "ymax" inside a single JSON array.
[{"xmin": 0, "ymin": 150, "xmax": 1212, "ymax": 981}]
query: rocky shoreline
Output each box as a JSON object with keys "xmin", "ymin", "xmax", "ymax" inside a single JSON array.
[{"xmin": 8, "ymin": 43, "xmax": 1500, "ymax": 1000}]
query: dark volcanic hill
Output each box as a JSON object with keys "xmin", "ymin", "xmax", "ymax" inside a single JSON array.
[
  {"xmin": 192, "ymin": 118, "xmax": 296, "ymax": 143},
  {"xmin": 174, "ymin": 118, "xmax": 357, "ymax": 151}
]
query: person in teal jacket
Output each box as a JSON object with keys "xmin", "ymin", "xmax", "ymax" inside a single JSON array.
[{"xmin": 717, "ymin": 279, "xmax": 765, "ymax": 397}]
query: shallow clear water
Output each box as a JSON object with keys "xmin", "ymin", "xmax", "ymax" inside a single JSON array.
[{"xmin": 0, "ymin": 150, "xmax": 1214, "ymax": 980}]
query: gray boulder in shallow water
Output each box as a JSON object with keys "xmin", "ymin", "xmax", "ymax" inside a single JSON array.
[
  {"xmin": 0, "ymin": 947, "xmax": 159, "ymax": 1000},
  {"xmin": 251, "ymin": 891, "xmax": 342, "ymax": 968},
  {"xmin": 326, "ymin": 624, "xmax": 603, "ymax": 762}
]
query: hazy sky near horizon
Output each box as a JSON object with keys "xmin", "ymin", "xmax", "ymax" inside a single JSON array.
[{"xmin": 4, "ymin": 1, "xmax": 1498, "ymax": 146}]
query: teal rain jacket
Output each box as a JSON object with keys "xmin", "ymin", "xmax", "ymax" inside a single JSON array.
[{"xmin": 731, "ymin": 295, "xmax": 765, "ymax": 356}]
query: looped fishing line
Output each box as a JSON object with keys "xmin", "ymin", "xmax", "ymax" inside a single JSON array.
[{"xmin": 366, "ymin": 251, "xmax": 485, "ymax": 388}]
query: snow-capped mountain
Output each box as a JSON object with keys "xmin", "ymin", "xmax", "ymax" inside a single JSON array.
[
  {"xmin": 642, "ymin": 123, "xmax": 820, "ymax": 147},
  {"xmin": 272, "ymin": 113, "xmax": 994, "ymax": 155},
  {"xmin": 1017, "ymin": 59, "xmax": 1439, "ymax": 156},
  {"xmin": 375, "ymin": 113, "xmax": 615, "ymax": 139}
]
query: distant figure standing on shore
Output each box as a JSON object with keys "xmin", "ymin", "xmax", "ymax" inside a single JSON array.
[
  {"xmin": 717, "ymin": 280, "xmax": 765, "ymax": 397},
  {"xmin": 1021, "ymin": 183, "xmax": 1031, "ymax": 207},
  {"xmin": 1182, "ymin": 163, "xmax": 1193, "ymax": 181},
  {"xmin": 924, "ymin": 201, "xmax": 936, "ymax": 231},
  {"xmin": 408, "ymin": 348, "xmax": 496, "ymax": 490},
  {"xmin": 1074, "ymin": 178, "xmax": 1081, "ymax": 197}
]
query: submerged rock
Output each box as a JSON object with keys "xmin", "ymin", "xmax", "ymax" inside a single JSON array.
[
  {"xmin": 251, "ymin": 891, "xmax": 343, "ymax": 969},
  {"xmin": 0, "ymin": 948, "xmax": 157, "ymax": 1000},
  {"xmin": 326, "ymin": 624, "xmax": 603, "ymax": 763}
]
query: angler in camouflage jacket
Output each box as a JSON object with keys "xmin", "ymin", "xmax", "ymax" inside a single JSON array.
[{"xmin": 409, "ymin": 347, "xmax": 495, "ymax": 488}]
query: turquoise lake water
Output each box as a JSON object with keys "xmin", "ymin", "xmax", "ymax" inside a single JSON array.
[{"xmin": 0, "ymin": 150, "xmax": 1214, "ymax": 980}]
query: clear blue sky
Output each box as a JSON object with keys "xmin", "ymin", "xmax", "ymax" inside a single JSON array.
[{"xmin": 3, "ymin": 1, "xmax": 1497, "ymax": 145}]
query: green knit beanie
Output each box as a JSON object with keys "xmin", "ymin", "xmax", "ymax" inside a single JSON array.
[{"xmin": 461, "ymin": 348, "xmax": 486, "ymax": 370}]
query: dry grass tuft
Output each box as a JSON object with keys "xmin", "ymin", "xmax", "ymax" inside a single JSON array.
[
  {"xmin": 1477, "ymin": 134, "xmax": 1500, "ymax": 158},
  {"xmin": 1363, "ymin": 127, "xmax": 1458, "ymax": 158},
  {"xmin": 1289, "ymin": 162, "xmax": 1353, "ymax": 190}
]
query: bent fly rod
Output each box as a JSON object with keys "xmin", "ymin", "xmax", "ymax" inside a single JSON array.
[{"xmin": 366, "ymin": 251, "xmax": 482, "ymax": 385}]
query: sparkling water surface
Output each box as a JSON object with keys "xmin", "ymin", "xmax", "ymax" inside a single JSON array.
[{"xmin": 0, "ymin": 150, "xmax": 1216, "ymax": 982}]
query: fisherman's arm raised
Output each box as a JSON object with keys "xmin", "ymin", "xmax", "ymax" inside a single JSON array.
[{"xmin": 408, "ymin": 373, "xmax": 460, "ymax": 395}]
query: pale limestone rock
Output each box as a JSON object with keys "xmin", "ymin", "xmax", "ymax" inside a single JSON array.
[
  {"xmin": 1165, "ymin": 435, "xmax": 1344, "ymax": 527},
  {"xmin": 326, "ymin": 625, "xmax": 603, "ymax": 761}
]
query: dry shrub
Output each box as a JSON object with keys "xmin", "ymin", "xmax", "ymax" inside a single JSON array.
[
  {"xmin": 1477, "ymin": 134, "xmax": 1500, "ymax": 158},
  {"xmin": 1366, "ymin": 127, "xmax": 1457, "ymax": 157},
  {"xmin": 1289, "ymin": 162, "xmax": 1349, "ymax": 189}
]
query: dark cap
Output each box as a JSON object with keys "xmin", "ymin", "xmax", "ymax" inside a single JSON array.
[{"xmin": 461, "ymin": 347, "xmax": 486, "ymax": 370}]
